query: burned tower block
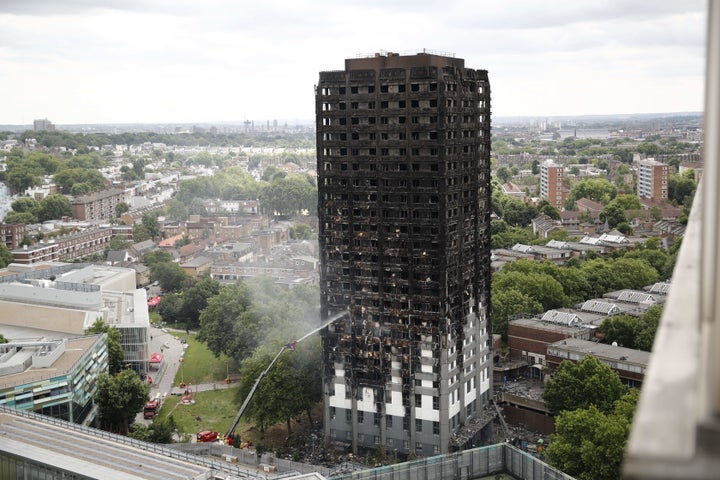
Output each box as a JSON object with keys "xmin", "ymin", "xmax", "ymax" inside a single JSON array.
[{"xmin": 317, "ymin": 51, "xmax": 492, "ymax": 456}]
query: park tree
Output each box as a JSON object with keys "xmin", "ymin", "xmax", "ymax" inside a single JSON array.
[
  {"xmin": 65, "ymin": 152, "xmax": 107, "ymax": 170},
  {"xmin": 538, "ymin": 201, "xmax": 560, "ymax": 220},
  {"xmin": 95, "ymin": 369, "xmax": 149, "ymax": 434},
  {"xmin": 236, "ymin": 337, "xmax": 322, "ymax": 434},
  {"xmin": 624, "ymin": 248, "xmax": 669, "ymax": 279},
  {"xmin": 11, "ymin": 197, "xmax": 39, "ymax": 213},
  {"xmin": 609, "ymin": 194, "xmax": 642, "ymax": 210},
  {"xmin": 635, "ymin": 304, "xmax": 662, "ymax": 351},
  {"xmin": 198, "ymin": 282, "xmax": 262, "ymax": 360},
  {"xmin": 165, "ymin": 199, "xmax": 189, "ymax": 222},
  {"xmin": 543, "ymin": 355, "xmax": 626, "ymax": 414},
  {"xmin": 491, "ymin": 289, "xmax": 543, "ymax": 340},
  {"xmin": 150, "ymin": 262, "xmax": 189, "ymax": 292},
  {"xmin": 26, "ymin": 152, "xmax": 61, "ymax": 174},
  {"xmin": 495, "ymin": 167, "xmax": 510, "ymax": 183},
  {"xmin": 494, "ymin": 195, "xmax": 537, "ymax": 227},
  {"xmin": 492, "ymin": 270, "xmax": 570, "ymax": 312},
  {"xmin": 568, "ymin": 178, "xmax": 617, "ymax": 205},
  {"xmin": 141, "ymin": 213, "xmax": 161, "ymax": 240},
  {"xmin": 599, "ymin": 202, "xmax": 627, "ymax": 229},
  {"xmin": 115, "ymin": 202, "xmax": 130, "ymax": 217},
  {"xmin": 599, "ymin": 315, "xmax": 637, "ymax": 348},
  {"xmin": 7, "ymin": 167, "xmax": 41, "ymax": 194},
  {"xmin": 546, "ymin": 389, "xmax": 639, "ymax": 480},
  {"xmin": 500, "ymin": 259, "xmax": 592, "ymax": 304},
  {"xmin": 580, "ymin": 257, "xmax": 659, "ymax": 297},
  {"xmin": 490, "ymin": 224, "xmax": 535, "ymax": 249},
  {"xmin": 36, "ymin": 194, "xmax": 72, "ymax": 222},
  {"xmin": 4, "ymin": 210, "xmax": 38, "ymax": 224},
  {"xmin": 177, "ymin": 276, "xmax": 221, "ymax": 329},
  {"xmin": 107, "ymin": 236, "xmax": 131, "ymax": 252},
  {"xmin": 53, "ymin": 168, "xmax": 105, "ymax": 194},
  {"xmin": 71, "ymin": 183, "xmax": 92, "ymax": 197},
  {"xmin": 86, "ymin": 318, "xmax": 124, "ymax": 374},
  {"xmin": 156, "ymin": 293, "xmax": 183, "ymax": 326},
  {"xmin": 188, "ymin": 197, "xmax": 208, "ymax": 216},
  {"xmin": 259, "ymin": 174, "xmax": 316, "ymax": 217},
  {"xmin": 0, "ymin": 244, "xmax": 12, "ymax": 268},
  {"xmin": 128, "ymin": 416, "xmax": 176, "ymax": 443},
  {"xmin": 668, "ymin": 173, "xmax": 697, "ymax": 206},
  {"xmin": 143, "ymin": 250, "xmax": 174, "ymax": 267}
]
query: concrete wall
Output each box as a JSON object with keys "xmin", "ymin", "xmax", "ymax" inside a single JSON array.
[{"xmin": 0, "ymin": 301, "xmax": 89, "ymax": 335}]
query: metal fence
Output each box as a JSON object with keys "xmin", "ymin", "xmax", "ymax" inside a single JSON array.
[
  {"xmin": 0, "ymin": 405, "xmax": 274, "ymax": 479},
  {"xmin": 327, "ymin": 444, "xmax": 575, "ymax": 480}
]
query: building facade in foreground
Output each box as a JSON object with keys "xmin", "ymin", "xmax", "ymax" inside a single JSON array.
[{"xmin": 316, "ymin": 51, "xmax": 492, "ymax": 456}]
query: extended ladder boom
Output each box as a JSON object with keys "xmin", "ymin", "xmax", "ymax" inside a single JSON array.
[
  {"xmin": 225, "ymin": 310, "xmax": 349, "ymax": 439},
  {"xmin": 225, "ymin": 346, "xmax": 286, "ymax": 438}
]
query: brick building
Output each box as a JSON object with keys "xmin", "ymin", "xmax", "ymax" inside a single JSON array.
[
  {"xmin": 0, "ymin": 223, "xmax": 25, "ymax": 250},
  {"xmin": 546, "ymin": 338, "xmax": 649, "ymax": 388},
  {"xmin": 71, "ymin": 188, "xmax": 127, "ymax": 221},
  {"xmin": 540, "ymin": 160, "xmax": 567, "ymax": 210},
  {"xmin": 637, "ymin": 158, "xmax": 669, "ymax": 201}
]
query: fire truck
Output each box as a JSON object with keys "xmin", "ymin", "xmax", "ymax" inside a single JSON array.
[{"xmin": 143, "ymin": 393, "xmax": 162, "ymax": 419}]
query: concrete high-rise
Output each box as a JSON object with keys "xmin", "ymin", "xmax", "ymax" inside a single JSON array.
[
  {"xmin": 539, "ymin": 159, "xmax": 566, "ymax": 210},
  {"xmin": 316, "ymin": 52, "xmax": 492, "ymax": 457},
  {"xmin": 637, "ymin": 158, "xmax": 669, "ymax": 201}
]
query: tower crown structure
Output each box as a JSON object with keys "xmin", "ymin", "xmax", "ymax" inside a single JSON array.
[{"xmin": 316, "ymin": 51, "xmax": 492, "ymax": 456}]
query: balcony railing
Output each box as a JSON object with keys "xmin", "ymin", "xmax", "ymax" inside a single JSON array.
[{"xmin": 624, "ymin": 2, "xmax": 720, "ymax": 478}]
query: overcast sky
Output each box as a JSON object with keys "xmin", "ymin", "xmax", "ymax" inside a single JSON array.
[{"xmin": 0, "ymin": 0, "xmax": 708, "ymax": 125}]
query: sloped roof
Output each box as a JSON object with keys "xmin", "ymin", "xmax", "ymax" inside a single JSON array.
[
  {"xmin": 542, "ymin": 310, "xmax": 582, "ymax": 326},
  {"xmin": 648, "ymin": 282, "xmax": 671, "ymax": 295},
  {"xmin": 546, "ymin": 239, "xmax": 571, "ymax": 249},
  {"xmin": 581, "ymin": 300, "xmax": 621, "ymax": 315},
  {"xmin": 512, "ymin": 243, "xmax": 536, "ymax": 253},
  {"xmin": 617, "ymin": 290, "xmax": 657, "ymax": 304}
]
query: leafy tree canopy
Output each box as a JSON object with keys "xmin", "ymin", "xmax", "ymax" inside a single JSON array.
[
  {"xmin": 235, "ymin": 337, "xmax": 322, "ymax": 434},
  {"xmin": 543, "ymin": 355, "xmax": 626, "ymax": 414},
  {"xmin": 36, "ymin": 194, "xmax": 72, "ymax": 222},
  {"xmin": 546, "ymin": 389, "xmax": 639, "ymax": 480},
  {"xmin": 95, "ymin": 369, "xmax": 149, "ymax": 434},
  {"xmin": 177, "ymin": 276, "xmax": 221, "ymax": 329},
  {"xmin": 86, "ymin": 318, "xmax": 124, "ymax": 374},
  {"xmin": 492, "ymin": 270, "xmax": 570, "ymax": 312},
  {"xmin": 491, "ymin": 289, "xmax": 543, "ymax": 340},
  {"xmin": 568, "ymin": 178, "xmax": 617, "ymax": 205},
  {"xmin": 53, "ymin": 168, "xmax": 105, "ymax": 195},
  {"xmin": 150, "ymin": 262, "xmax": 189, "ymax": 292},
  {"xmin": 4, "ymin": 210, "xmax": 38, "ymax": 224},
  {"xmin": 143, "ymin": 250, "xmax": 174, "ymax": 268}
]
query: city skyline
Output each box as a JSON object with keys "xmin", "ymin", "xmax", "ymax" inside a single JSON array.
[{"xmin": 0, "ymin": 0, "xmax": 707, "ymax": 125}]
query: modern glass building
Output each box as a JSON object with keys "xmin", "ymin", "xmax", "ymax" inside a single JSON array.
[{"xmin": 0, "ymin": 335, "xmax": 107, "ymax": 424}]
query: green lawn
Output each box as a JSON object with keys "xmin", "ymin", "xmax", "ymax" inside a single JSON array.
[
  {"xmin": 158, "ymin": 387, "xmax": 253, "ymax": 438},
  {"xmin": 158, "ymin": 332, "xmax": 245, "ymax": 438},
  {"xmin": 171, "ymin": 332, "xmax": 237, "ymax": 385}
]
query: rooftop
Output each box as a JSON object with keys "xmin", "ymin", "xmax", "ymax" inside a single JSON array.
[
  {"xmin": 0, "ymin": 335, "xmax": 102, "ymax": 389},
  {"xmin": 547, "ymin": 337, "xmax": 650, "ymax": 366}
]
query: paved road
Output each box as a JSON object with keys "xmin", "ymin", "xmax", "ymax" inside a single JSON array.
[{"xmin": 137, "ymin": 326, "xmax": 238, "ymax": 425}]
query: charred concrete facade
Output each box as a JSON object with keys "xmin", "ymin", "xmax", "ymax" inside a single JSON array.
[{"xmin": 316, "ymin": 52, "xmax": 492, "ymax": 457}]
